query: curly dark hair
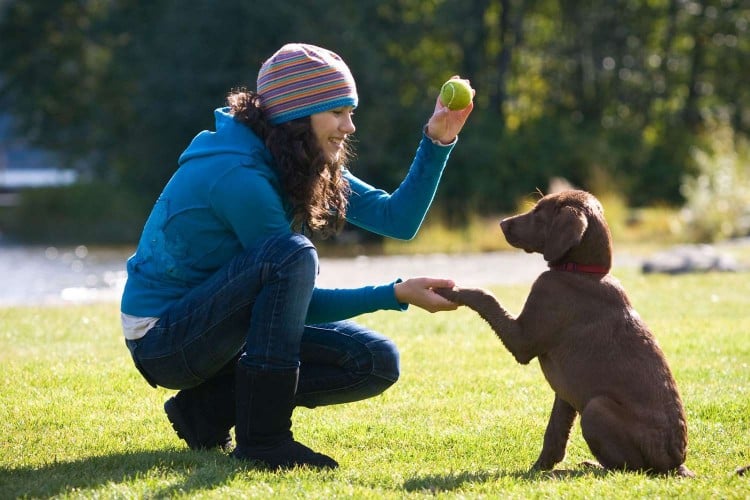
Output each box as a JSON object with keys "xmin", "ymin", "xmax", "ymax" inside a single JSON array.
[{"xmin": 226, "ymin": 88, "xmax": 351, "ymax": 238}]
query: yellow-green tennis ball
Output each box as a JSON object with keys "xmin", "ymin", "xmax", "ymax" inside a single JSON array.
[{"xmin": 440, "ymin": 79, "xmax": 472, "ymax": 110}]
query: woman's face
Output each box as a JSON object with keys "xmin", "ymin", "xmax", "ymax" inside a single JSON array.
[{"xmin": 310, "ymin": 106, "xmax": 356, "ymax": 163}]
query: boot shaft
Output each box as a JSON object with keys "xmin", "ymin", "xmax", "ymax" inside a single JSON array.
[
  {"xmin": 235, "ymin": 364, "xmax": 298, "ymax": 446},
  {"xmin": 232, "ymin": 362, "xmax": 338, "ymax": 469}
]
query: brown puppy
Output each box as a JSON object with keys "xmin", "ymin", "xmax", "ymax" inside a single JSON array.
[{"xmin": 436, "ymin": 190, "xmax": 693, "ymax": 477}]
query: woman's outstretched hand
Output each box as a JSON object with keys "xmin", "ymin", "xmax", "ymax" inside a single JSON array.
[
  {"xmin": 425, "ymin": 76, "xmax": 475, "ymax": 145},
  {"xmin": 394, "ymin": 277, "xmax": 459, "ymax": 312}
]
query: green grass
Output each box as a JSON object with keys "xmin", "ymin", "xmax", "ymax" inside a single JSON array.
[{"xmin": 1, "ymin": 269, "xmax": 749, "ymax": 498}]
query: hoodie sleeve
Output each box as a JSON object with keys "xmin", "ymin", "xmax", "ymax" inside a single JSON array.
[
  {"xmin": 344, "ymin": 133, "xmax": 455, "ymax": 240},
  {"xmin": 306, "ymin": 280, "xmax": 408, "ymax": 324}
]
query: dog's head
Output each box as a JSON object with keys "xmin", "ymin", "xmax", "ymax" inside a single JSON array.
[{"xmin": 500, "ymin": 190, "xmax": 612, "ymax": 268}]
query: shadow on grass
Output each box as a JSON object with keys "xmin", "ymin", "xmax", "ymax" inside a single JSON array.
[
  {"xmin": 0, "ymin": 449, "xmax": 241, "ymax": 498},
  {"xmin": 3, "ymin": 450, "xmax": 619, "ymax": 497},
  {"xmin": 402, "ymin": 467, "xmax": 604, "ymax": 493}
]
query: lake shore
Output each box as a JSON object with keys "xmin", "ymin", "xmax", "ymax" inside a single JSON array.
[
  {"xmin": 2, "ymin": 239, "xmax": 747, "ymax": 307},
  {"xmin": 0, "ymin": 244, "xmax": 635, "ymax": 307}
]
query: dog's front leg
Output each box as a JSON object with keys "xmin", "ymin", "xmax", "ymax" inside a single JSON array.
[
  {"xmin": 531, "ymin": 395, "xmax": 577, "ymax": 471},
  {"xmin": 434, "ymin": 287, "xmax": 535, "ymax": 363}
]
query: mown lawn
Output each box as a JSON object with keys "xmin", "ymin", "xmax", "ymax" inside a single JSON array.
[{"xmin": 1, "ymin": 268, "xmax": 748, "ymax": 498}]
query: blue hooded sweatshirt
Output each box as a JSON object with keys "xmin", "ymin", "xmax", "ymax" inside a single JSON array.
[{"xmin": 121, "ymin": 107, "xmax": 455, "ymax": 324}]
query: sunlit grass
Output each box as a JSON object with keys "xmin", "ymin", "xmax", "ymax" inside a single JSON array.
[
  {"xmin": 383, "ymin": 211, "xmax": 515, "ymax": 255},
  {"xmin": 2, "ymin": 268, "xmax": 749, "ymax": 498}
]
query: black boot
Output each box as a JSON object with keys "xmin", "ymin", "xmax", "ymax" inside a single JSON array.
[
  {"xmin": 164, "ymin": 370, "xmax": 235, "ymax": 451},
  {"xmin": 231, "ymin": 363, "xmax": 338, "ymax": 469}
]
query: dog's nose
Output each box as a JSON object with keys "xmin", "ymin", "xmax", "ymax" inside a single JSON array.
[{"xmin": 500, "ymin": 218, "xmax": 512, "ymax": 233}]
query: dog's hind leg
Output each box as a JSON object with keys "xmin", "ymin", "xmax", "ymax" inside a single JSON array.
[
  {"xmin": 531, "ymin": 395, "xmax": 577, "ymax": 471},
  {"xmin": 579, "ymin": 396, "xmax": 646, "ymax": 472},
  {"xmin": 580, "ymin": 397, "xmax": 692, "ymax": 475}
]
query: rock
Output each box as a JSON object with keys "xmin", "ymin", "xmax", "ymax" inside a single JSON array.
[{"xmin": 641, "ymin": 244, "xmax": 739, "ymax": 275}]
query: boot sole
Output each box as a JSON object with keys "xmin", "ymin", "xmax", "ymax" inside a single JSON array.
[{"xmin": 231, "ymin": 441, "xmax": 339, "ymax": 470}]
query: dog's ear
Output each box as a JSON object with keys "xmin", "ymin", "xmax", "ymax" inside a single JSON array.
[{"xmin": 543, "ymin": 205, "xmax": 588, "ymax": 262}]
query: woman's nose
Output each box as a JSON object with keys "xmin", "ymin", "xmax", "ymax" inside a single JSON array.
[{"xmin": 341, "ymin": 115, "xmax": 355, "ymax": 134}]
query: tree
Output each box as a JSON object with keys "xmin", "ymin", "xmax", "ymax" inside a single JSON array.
[{"xmin": 1, "ymin": 0, "xmax": 749, "ymax": 244}]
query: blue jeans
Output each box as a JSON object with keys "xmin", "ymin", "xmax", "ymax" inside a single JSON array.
[{"xmin": 125, "ymin": 233, "xmax": 400, "ymax": 407}]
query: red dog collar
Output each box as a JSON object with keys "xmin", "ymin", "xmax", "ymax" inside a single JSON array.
[{"xmin": 549, "ymin": 262, "xmax": 610, "ymax": 274}]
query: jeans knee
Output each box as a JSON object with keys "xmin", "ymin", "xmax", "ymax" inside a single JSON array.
[
  {"xmin": 371, "ymin": 337, "xmax": 400, "ymax": 384},
  {"xmin": 276, "ymin": 233, "xmax": 316, "ymax": 260},
  {"xmin": 266, "ymin": 233, "xmax": 318, "ymax": 283},
  {"xmin": 359, "ymin": 341, "xmax": 399, "ymax": 400}
]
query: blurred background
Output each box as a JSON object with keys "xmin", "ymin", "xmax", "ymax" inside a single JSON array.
[{"xmin": 0, "ymin": 1, "xmax": 748, "ymax": 268}]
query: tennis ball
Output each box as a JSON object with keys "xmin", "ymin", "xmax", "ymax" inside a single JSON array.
[{"xmin": 439, "ymin": 79, "xmax": 472, "ymax": 110}]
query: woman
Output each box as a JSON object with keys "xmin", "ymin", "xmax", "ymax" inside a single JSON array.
[{"xmin": 121, "ymin": 43, "xmax": 474, "ymax": 469}]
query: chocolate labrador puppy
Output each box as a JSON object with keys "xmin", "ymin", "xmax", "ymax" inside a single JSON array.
[{"xmin": 436, "ymin": 190, "xmax": 693, "ymax": 477}]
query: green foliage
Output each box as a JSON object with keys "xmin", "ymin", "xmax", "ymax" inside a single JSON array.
[
  {"xmin": 680, "ymin": 124, "xmax": 750, "ymax": 241},
  {"xmin": 1, "ymin": 0, "xmax": 750, "ymax": 239},
  {"xmin": 0, "ymin": 182, "xmax": 150, "ymax": 244},
  {"xmin": 1, "ymin": 270, "xmax": 749, "ymax": 497}
]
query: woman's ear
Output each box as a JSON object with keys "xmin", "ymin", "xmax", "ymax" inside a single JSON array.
[{"xmin": 543, "ymin": 205, "xmax": 588, "ymax": 262}]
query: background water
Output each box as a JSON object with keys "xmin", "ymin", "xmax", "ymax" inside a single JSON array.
[
  {"xmin": 0, "ymin": 244, "xmax": 553, "ymax": 307},
  {"xmin": 0, "ymin": 244, "xmax": 132, "ymax": 306},
  {"xmin": 5, "ymin": 241, "xmax": 747, "ymax": 308}
]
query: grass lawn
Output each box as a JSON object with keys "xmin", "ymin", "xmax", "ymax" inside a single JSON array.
[{"xmin": 1, "ymin": 268, "xmax": 749, "ymax": 498}]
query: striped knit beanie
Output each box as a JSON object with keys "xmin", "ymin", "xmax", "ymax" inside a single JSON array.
[{"xmin": 257, "ymin": 43, "xmax": 358, "ymax": 125}]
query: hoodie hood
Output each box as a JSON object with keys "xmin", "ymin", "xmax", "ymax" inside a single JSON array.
[{"xmin": 178, "ymin": 107, "xmax": 272, "ymax": 166}]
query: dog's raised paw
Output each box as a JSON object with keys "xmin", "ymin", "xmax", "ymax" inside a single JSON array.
[{"xmin": 433, "ymin": 287, "xmax": 460, "ymax": 303}]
